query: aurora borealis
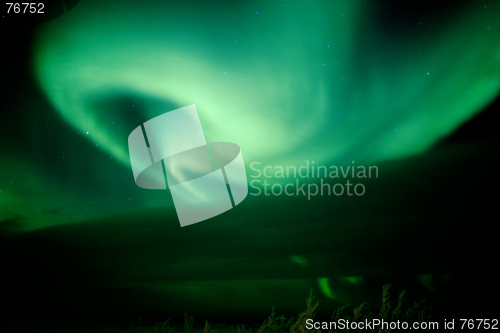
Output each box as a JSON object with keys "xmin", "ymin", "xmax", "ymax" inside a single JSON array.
[
  {"xmin": 1, "ymin": 0, "xmax": 499, "ymax": 329},
  {"xmin": 33, "ymin": 1, "xmax": 500, "ymax": 170}
]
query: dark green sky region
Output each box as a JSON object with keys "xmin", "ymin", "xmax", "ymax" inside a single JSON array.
[{"xmin": 1, "ymin": 0, "xmax": 499, "ymax": 327}]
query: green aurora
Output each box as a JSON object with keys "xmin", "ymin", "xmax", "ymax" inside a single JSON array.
[
  {"xmin": 1, "ymin": 0, "xmax": 499, "ymax": 326},
  {"xmin": 2, "ymin": 0, "xmax": 499, "ymax": 230},
  {"xmin": 33, "ymin": 1, "xmax": 500, "ymax": 170}
]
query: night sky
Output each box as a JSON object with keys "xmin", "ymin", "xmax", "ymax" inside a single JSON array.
[{"xmin": 1, "ymin": 0, "xmax": 499, "ymax": 330}]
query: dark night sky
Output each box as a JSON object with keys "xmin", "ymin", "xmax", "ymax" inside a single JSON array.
[{"xmin": 1, "ymin": 0, "xmax": 499, "ymax": 329}]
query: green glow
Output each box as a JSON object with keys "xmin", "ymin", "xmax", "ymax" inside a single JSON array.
[
  {"xmin": 317, "ymin": 276, "xmax": 365, "ymax": 300},
  {"xmin": 0, "ymin": 154, "xmax": 97, "ymax": 232},
  {"xmin": 341, "ymin": 276, "xmax": 364, "ymax": 285},
  {"xmin": 1, "ymin": 0, "xmax": 497, "ymax": 321},
  {"xmin": 290, "ymin": 255, "xmax": 308, "ymax": 267},
  {"xmin": 418, "ymin": 274, "xmax": 435, "ymax": 292},
  {"xmin": 32, "ymin": 0, "xmax": 500, "ymax": 182},
  {"xmin": 318, "ymin": 277, "xmax": 336, "ymax": 299}
]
